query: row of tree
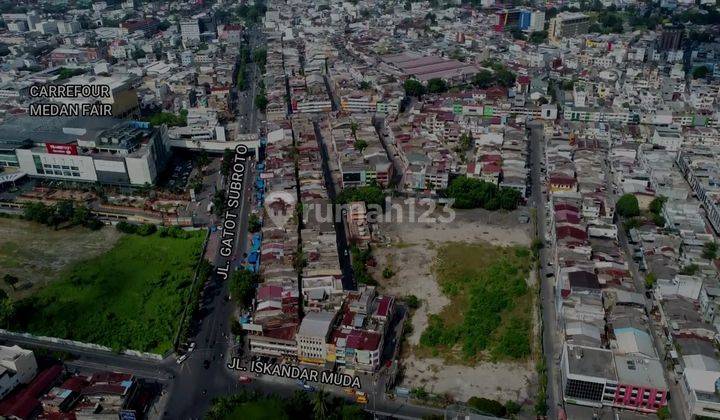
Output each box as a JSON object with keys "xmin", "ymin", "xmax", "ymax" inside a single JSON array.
[
  {"xmin": 206, "ymin": 389, "xmax": 369, "ymax": 420},
  {"xmin": 229, "ymin": 269, "xmax": 261, "ymax": 308},
  {"xmin": 446, "ymin": 176, "xmax": 522, "ymax": 211},
  {"xmin": 23, "ymin": 201, "xmax": 103, "ymax": 230},
  {"xmin": 144, "ymin": 110, "xmax": 188, "ymax": 127},
  {"xmin": 335, "ymin": 184, "xmax": 385, "ymax": 208}
]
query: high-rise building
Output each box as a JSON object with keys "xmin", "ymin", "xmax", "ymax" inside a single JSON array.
[
  {"xmin": 529, "ymin": 10, "xmax": 546, "ymax": 32},
  {"xmin": 180, "ymin": 19, "xmax": 201, "ymax": 45},
  {"xmin": 659, "ymin": 25, "xmax": 683, "ymax": 51},
  {"xmin": 549, "ymin": 12, "xmax": 590, "ymax": 40}
]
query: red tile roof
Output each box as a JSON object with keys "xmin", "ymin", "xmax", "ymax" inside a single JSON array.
[
  {"xmin": 345, "ymin": 330, "xmax": 381, "ymax": 351},
  {"xmin": 557, "ymin": 225, "xmax": 588, "ymax": 241},
  {"xmin": 0, "ymin": 365, "xmax": 63, "ymax": 419},
  {"xmin": 375, "ymin": 296, "xmax": 393, "ymax": 318}
]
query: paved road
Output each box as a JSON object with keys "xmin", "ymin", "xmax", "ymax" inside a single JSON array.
[
  {"xmin": 163, "ymin": 155, "xmax": 255, "ymax": 419},
  {"xmin": 238, "ymin": 27, "xmax": 263, "ymax": 135},
  {"xmin": 528, "ymin": 122, "xmax": 561, "ymax": 419},
  {"xmin": 595, "ymin": 145, "xmax": 688, "ymax": 419},
  {"xmin": 234, "ymin": 364, "xmax": 446, "ymax": 419},
  {"xmin": 313, "ymin": 120, "xmax": 355, "ymax": 290}
]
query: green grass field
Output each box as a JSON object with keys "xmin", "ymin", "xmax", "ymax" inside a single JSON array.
[
  {"xmin": 10, "ymin": 230, "xmax": 204, "ymax": 354},
  {"xmin": 418, "ymin": 242, "xmax": 533, "ymax": 363}
]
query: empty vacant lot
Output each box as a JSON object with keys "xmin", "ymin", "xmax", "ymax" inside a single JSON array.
[{"xmin": 0, "ymin": 217, "xmax": 122, "ymax": 297}]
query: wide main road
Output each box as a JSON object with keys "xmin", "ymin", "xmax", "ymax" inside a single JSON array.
[{"xmin": 164, "ymin": 155, "xmax": 255, "ymax": 419}]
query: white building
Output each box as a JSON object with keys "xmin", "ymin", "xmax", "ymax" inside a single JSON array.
[
  {"xmin": 681, "ymin": 368, "xmax": 720, "ymax": 418},
  {"xmin": 561, "ymin": 343, "xmax": 618, "ymax": 407},
  {"xmin": 296, "ymin": 311, "xmax": 335, "ymax": 365},
  {"xmin": 0, "ymin": 116, "xmax": 171, "ymax": 186},
  {"xmin": 180, "ymin": 19, "xmax": 201, "ymax": 46},
  {"xmin": 529, "ymin": 10, "xmax": 546, "ymax": 32},
  {"xmin": 6, "ymin": 20, "xmax": 28, "ymax": 33},
  {"xmin": 0, "ymin": 345, "xmax": 37, "ymax": 399},
  {"xmin": 57, "ymin": 20, "xmax": 82, "ymax": 35},
  {"xmin": 652, "ymin": 127, "xmax": 683, "ymax": 151}
]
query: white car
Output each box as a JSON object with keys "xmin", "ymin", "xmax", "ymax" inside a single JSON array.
[
  {"xmin": 176, "ymin": 354, "xmax": 188, "ymax": 364},
  {"xmin": 188, "ymin": 342, "xmax": 196, "ymax": 352}
]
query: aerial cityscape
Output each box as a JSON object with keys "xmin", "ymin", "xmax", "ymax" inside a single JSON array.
[{"xmin": 0, "ymin": 0, "xmax": 718, "ymax": 419}]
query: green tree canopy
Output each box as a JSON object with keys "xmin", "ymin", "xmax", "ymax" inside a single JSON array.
[
  {"xmin": 616, "ymin": 194, "xmax": 640, "ymax": 218},
  {"xmin": 403, "ymin": 78, "xmax": 425, "ymax": 98},
  {"xmin": 229, "ymin": 270, "xmax": 261, "ymax": 308}
]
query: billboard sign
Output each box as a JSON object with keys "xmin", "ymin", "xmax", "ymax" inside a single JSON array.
[{"xmin": 45, "ymin": 143, "xmax": 78, "ymax": 155}]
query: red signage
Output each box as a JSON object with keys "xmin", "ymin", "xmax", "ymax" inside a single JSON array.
[{"xmin": 45, "ymin": 143, "xmax": 78, "ymax": 155}]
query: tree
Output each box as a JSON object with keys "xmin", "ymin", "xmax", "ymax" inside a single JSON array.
[
  {"xmin": 221, "ymin": 148, "xmax": 234, "ymax": 176},
  {"xmin": 252, "ymin": 48, "xmax": 267, "ymax": 68},
  {"xmin": 410, "ymin": 387, "xmax": 429, "ymax": 400},
  {"xmin": 213, "ymin": 191, "xmax": 227, "ymax": 216},
  {"xmin": 382, "ymin": 266, "xmax": 394, "ymax": 278},
  {"xmin": 197, "ymin": 150, "xmax": 210, "ymax": 168},
  {"xmin": 645, "ymin": 272, "xmax": 657, "ymax": 289},
  {"xmin": 248, "ymin": 213, "xmax": 262, "ymax": 233},
  {"xmin": 3, "ymin": 274, "xmax": 18, "ymax": 290},
  {"xmin": 254, "ymin": 94, "xmax": 268, "ymax": 111},
  {"xmin": 529, "ymin": 31, "xmax": 548, "ymax": 44},
  {"xmin": 649, "ymin": 195, "xmax": 667, "ymax": 215},
  {"xmin": 495, "ymin": 68, "xmax": 516, "ymax": 88},
  {"xmin": 293, "ymin": 249, "xmax": 308, "ymax": 274},
  {"xmin": 657, "ymin": 406, "xmax": 670, "ymax": 420},
  {"xmin": 71, "ymin": 205, "xmax": 91, "ymax": 226},
  {"xmin": 505, "ymin": 400, "xmax": 521, "ymax": 416},
  {"xmin": 57, "ymin": 67, "xmax": 83, "ymax": 80},
  {"xmin": 336, "ymin": 184, "xmax": 385, "ymax": 208},
  {"xmin": 354, "ymin": 139, "xmax": 368, "ymax": 152},
  {"xmin": 498, "ymin": 188, "xmax": 521, "ymax": 211},
  {"xmin": 679, "ymin": 264, "xmax": 699, "ymax": 276},
  {"xmin": 467, "ymin": 397, "xmax": 507, "ymax": 417},
  {"xmin": 473, "ymin": 70, "xmax": 494, "ymax": 88},
  {"xmin": 404, "ymin": 294, "xmax": 420, "ymax": 309},
  {"xmin": 359, "ymin": 80, "xmax": 371, "ymax": 90},
  {"xmin": 459, "ymin": 132, "xmax": 473, "ymax": 151},
  {"xmin": 427, "ymin": 78, "xmax": 448, "ymax": 94},
  {"xmin": 229, "ymin": 270, "xmax": 260, "ymax": 307},
  {"xmin": 693, "ymin": 66, "xmax": 710, "ymax": 79},
  {"xmin": 0, "ymin": 295, "xmax": 14, "ymax": 329},
  {"xmin": 703, "ymin": 242, "xmax": 718, "ymax": 260},
  {"xmin": 616, "ymin": 194, "xmax": 640, "ymax": 218},
  {"xmin": 312, "ymin": 388, "xmax": 329, "ymax": 420},
  {"xmin": 403, "ymin": 78, "xmax": 425, "ymax": 98}
]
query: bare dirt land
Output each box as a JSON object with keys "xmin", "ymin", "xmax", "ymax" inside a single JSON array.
[
  {"xmin": 369, "ymin": 204, "xmax": 536, "ymax": 403},
  {"xmin": 0, "ymin": 217, "xmax": 122, "ymax": 297}
]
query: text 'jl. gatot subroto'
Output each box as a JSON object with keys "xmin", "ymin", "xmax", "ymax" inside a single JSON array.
[{"xmin": 28, "ymin": 84, "xmax": 113, "ymax": 117}]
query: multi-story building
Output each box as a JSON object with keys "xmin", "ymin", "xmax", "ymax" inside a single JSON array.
[
  {"xmin": 180, "ymin": 19, "xmax": 201, "ymax": 46},
  {"xmin": 0, "ymin": 116, "xmax": 171, "ymax": 186},
  {"xmin": 297, "ymin": 311, "xmax": 336, "ymax": 365},
  {"xmin": 0, "ymin": 345, "xmax": 37, "ymax": 400},
  {"xmin": 549, "ymin": 12, "xmax": 590, "ymax": 41}
]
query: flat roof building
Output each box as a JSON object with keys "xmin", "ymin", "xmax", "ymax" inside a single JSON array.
[{"xmin": 0, "ymin": 116, "xmax": 171, "ymax": 186}]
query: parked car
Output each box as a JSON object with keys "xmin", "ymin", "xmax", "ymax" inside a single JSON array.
[
  {"xmin": 176, "ymin": 354, "xmax": 188, "ymax": 365},
  {"xmin": 355, "ymin": 392, "xmax": 368, "ymax": 404}
]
